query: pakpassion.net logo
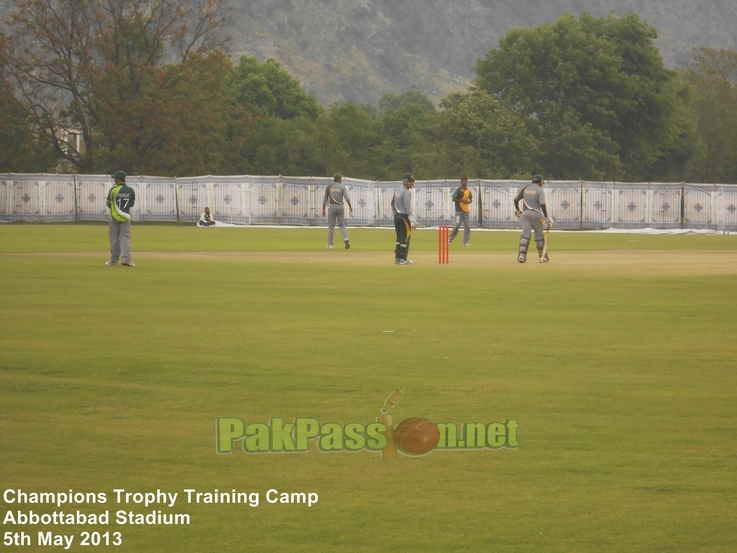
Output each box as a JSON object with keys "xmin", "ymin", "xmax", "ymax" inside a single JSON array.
[{"xmin": 217, "ymin": 387, "xmax": 519, "ymax": 458}]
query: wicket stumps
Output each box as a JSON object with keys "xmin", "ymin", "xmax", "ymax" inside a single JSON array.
[{"xmin": 438, "ymin": 225, "xmax": 449, "ymax": 264}]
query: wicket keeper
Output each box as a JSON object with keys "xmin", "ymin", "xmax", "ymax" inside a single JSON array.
[{"xmin": 391, "ymin": 173, "xmax": 417, "ymax": 265}]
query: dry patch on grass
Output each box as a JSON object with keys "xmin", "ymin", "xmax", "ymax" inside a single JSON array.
[
  {"xmin": 450, "ymin": 250, "xmax": 737, "ymax": 277},
  {"xmin": 5, "ymin": 250, "xmax": 737, "ymax": 277}
]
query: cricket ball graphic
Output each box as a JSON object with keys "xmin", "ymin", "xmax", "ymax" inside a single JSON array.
[{"xmin": 393, "ymin": 417, "xmax": 440, "ymax": 456}]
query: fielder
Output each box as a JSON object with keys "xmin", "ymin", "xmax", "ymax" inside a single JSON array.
[
  {"xmin": 514, "ymin": 174, "xmax": 553, "ymax": 263},
  {"xmin": 448, "ymin": 176, "xmax": 473, "ymax": 246},
  {"xmin": 106, "ymin": 170, "xmax": 136, "ymax": 267},
  {"xmin": 322, "ymin": 173, "xmax": 353, "ymax": 249},
  {"xmin": 391, "ymin": 173, "xmax": 417, "ymax": 265}
]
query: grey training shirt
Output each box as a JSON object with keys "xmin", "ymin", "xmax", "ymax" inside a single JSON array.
[
  {"xmin": 392, "ymin": 185, "xmax": 414, "ymax": 224},
  {"xmin": 323, "ymin": 182, "xmax": 351, "ymax": 208},
  {"xmin": 515, "ymin": 184, "xmax": 546, "ymax": 214}
]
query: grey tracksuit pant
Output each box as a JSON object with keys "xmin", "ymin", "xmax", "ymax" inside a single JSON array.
[
  {"xmin": 449, "ymin": 211, "xmax": 471, "ymax": 245},
  {"xmin": 519, "ymin": 211, "xmax": 545, "ymax": 256},
  {"xmin": 327, "ymin": 204, "xmax": 348, "ymax": 245},
  {"xmin": 109, "ymin": 220, "xmax": 132, "ymax": 263}
]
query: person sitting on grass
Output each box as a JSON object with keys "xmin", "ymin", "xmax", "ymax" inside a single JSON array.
[{"xmin": 199, "ymin": 207, "xmax": 216, "ymax": 226}]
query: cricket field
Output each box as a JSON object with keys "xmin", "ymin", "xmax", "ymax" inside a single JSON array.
[{"xmin": 1, "ymin": 224, "xmax": 736, "ymax": 552}]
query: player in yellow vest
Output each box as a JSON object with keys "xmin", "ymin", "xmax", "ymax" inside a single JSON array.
[{"xmin": 449, "ymin": 177, "xmax": 473, "ymax": 246}]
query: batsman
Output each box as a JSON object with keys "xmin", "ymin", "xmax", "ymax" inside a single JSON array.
[{"xmin": 514, "ymin": 174, "xmax": 553, "ymax": 263}]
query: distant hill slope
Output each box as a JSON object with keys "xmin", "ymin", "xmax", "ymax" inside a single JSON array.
[
  {"xmin": 229, "ymin": 0, "xmax": 737, "ymax": 106},
  {"xmin": 3, "ymin": 1, "xmax": 730, "ymax": 106}
]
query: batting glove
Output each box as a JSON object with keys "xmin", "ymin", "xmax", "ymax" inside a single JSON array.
[
  {"xmin": 545, "ymin": 217, "xmax": 554, "ymax": 228},
  {"xmin": 514, "ymin": 210, "xmax": 523, "ymax": 220}
]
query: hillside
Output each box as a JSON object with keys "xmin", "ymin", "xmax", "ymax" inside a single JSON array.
[
  {"xmin": 229, "ymin": 0, "xmax": 737, "ymax": 105},
  {"xmin": 2, "ymin": 0, "xmax": 733, "ymax": 106}
]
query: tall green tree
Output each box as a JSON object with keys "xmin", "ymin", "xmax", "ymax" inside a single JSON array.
[
  {"xmin": 245, "ymin": 115, "xmax": 330, "ymax": 177},
  {"xmin": 225, "ymin": 55, "xmax": 331, "ymax": 176},
  {"xmin": 683, "ymin": 47, "xmax": 737, "ymax": 184},
  {"xmin": 374, "ymin": 90, "xmax": 439, "ymax": 179},
  {"xmin": 231, "ymin": 56, "xmax": 322, "ymax": 121},
  {"xmin": 474, "ymin": 12, "xmax": 701, "ymax": 181},
  {"xmin": 325, "ymin": 102, "xmax": 382, "ymax": 179},
  {"xmin": 435, "ymin": 91, "xmax": 538, "ymax": 179}
]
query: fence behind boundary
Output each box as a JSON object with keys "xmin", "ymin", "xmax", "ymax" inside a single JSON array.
[{"xmin": 1, "ymin": 174, "xmax": 736, "ymax": 231}]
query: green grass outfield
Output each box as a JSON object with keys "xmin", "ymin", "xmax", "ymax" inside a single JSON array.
[{"xmin": 1, "ymin": 224, "xmax": 736, "ymax": 552}]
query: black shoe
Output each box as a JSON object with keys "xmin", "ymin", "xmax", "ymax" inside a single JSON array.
[{"xmin": 344, "ymin": 239, "xmax": 350, "ymax": 249}]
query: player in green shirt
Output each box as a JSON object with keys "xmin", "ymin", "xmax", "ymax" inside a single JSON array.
[{"xmin": 106, "ymin": 170, "xmax": 136, "ymax": 267}]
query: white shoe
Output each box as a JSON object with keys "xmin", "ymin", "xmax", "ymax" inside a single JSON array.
[
  {"xmin": 327, "ymin": 245, "xmax": 334, "ymax": 249},
  {"xmin": 398, "ymin": 259, "xmax": 413, "ymax": 265},
  {"xmin": 105, "ymin": 261, "xmax": 117, "ymax": 266}
]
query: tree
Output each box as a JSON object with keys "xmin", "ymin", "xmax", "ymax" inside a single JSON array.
[
  {"xmin": 436, "ymin": 91, "xmax": 538, "ymax": 179},
  {"xmin": 139, "ymin": 51, "xmax": 254, "ymax": 176},
  {"xmin": 222, "ymin": 55, "xmax": 329, "ymax": 176},
  {"xmin": 245, "ymin": 115, "xmax": 330, "ymax": 177},
  {"xmin": 324, "ymin": 102, "xmax": 382, "ymax": 179},
  {"xmin": 473, "ymin": 12, "xmax": 701, "ymax": 181},
  {"xmin": 4, "ymin": 0, "xmax": 232, "ymax": 173},
  {"xmin": 231, "ymin": 56, "xmax": 322, "ymax": 121},
  {"xmin": 378, "ymin": 90, "xmax": 435, "ymax": 113},
  {"xmin": 373, "ymin": 90, "xmax": 439, "ymax": 179},
  {"xmin": 683, "ymin": 47, "xmax": 737, "ymax": 183},
  {"xmin": 0, "ymin": 35, "xmax": 56, "ymax": 172}
]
